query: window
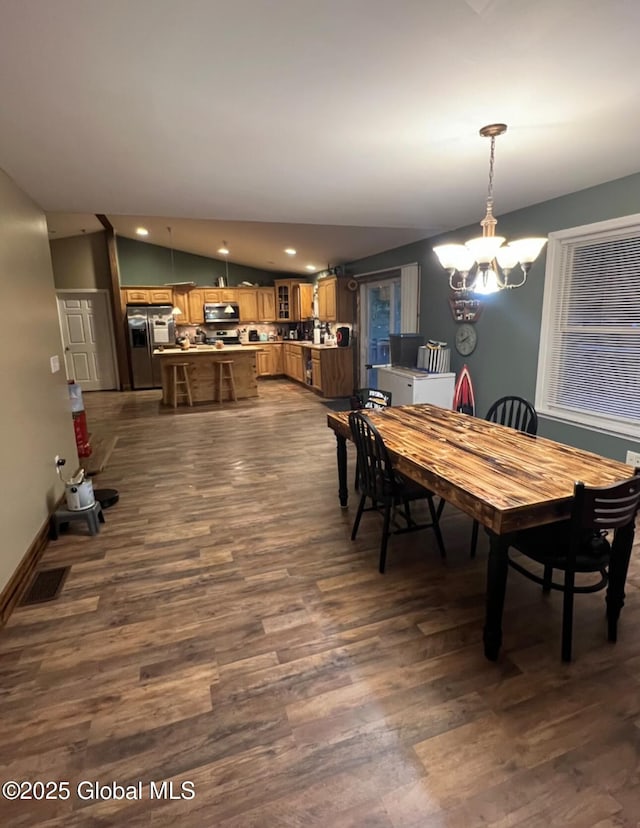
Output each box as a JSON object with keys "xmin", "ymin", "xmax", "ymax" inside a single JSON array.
[{"xmin": 536, "ymin": 214, "xmax": 640, "ymax": 439}]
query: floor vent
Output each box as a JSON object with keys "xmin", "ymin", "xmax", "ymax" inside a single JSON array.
[{"xmin": 20, "ymin": 567, "xmax": 70, "ymax": 606}]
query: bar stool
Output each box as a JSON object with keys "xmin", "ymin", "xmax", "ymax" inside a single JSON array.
[
  {"xmin": 170, "ymin": 363, "xmax": 193, "ymax": 408},
  {"xmin": 215, "ymin": 360, "xmax": 237, "ymax": 402}
]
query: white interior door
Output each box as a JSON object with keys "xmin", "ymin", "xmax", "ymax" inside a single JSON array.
[{"xmin": 57, "ymin": 290, "xmax": 117, "ymax": 390}]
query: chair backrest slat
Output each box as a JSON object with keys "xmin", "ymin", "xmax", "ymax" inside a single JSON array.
[
  {"xmin": 576, "ymin": 474, "xmax": 640, "ymax": 530},
  {"xmin": 349, "ymin": 411, "xmax": 395, "ymax": 500},
  {"xmin": 485, "ymin": 396, "xmax": 538, "ymax": 435}
]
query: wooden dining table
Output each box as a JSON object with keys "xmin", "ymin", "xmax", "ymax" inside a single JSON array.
[{"xmin": 326, "ymin": 404, "xmax": 636, "ymax": 661}]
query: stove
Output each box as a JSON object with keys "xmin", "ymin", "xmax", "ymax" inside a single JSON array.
[{"xmin": 206, "ymin": 329, "xmax": 240, "ymax": 345}]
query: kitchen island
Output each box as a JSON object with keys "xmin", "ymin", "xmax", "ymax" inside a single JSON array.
[{"xmin": 154, "ymin": 345, "xmax": 262, "ymax": 405}]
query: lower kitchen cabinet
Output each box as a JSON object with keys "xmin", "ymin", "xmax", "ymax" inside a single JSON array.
[
  {"xmin": 312, "ymin": 347, "xmax": 353, "ymax": 397},
  {"xmin": 255, "ymin": 344, "xmax": 284, "ymax": 377},
  {"xmin": 253, "ymin": 343, "xmax": 352, "ymax": 397}
]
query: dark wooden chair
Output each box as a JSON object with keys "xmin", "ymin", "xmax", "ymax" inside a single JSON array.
[
  {"xmin": 348, "ymin": 410, "xmax": 446, "ymax": 573},
  {"xmin": 350, "ymin": 388, "xmax": 392, "ymax": 490},
  {"xmin": 505, "ymin": 470, "xmax": 640, "ymax": 661},
  {"xmin": 485, "ymin": 395, "xmax": 538, "ymax": 435},
  {"xmin": 470, "ymin": 395, "xmax": 538, "ymax": 557}
]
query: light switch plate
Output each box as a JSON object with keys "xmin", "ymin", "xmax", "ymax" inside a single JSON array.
[{"xmin": 50, "ymin": 355, "xmax": 60, "ymax": 373}]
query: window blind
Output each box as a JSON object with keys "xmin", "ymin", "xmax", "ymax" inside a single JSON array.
[{"xmin": 538, "ymin": 221, "xmax": 640, "ymax": 438}]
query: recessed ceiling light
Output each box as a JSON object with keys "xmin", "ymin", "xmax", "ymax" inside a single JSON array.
[
  {"xmin": 218, "ymin": 245, "xmax": 230, "ymax": 255},
  {"xmin": 284, "ymin": 248, "xmax": 297, "ymax": 256},
  {"xmin": 305, "ymin": 265, "xmax": 316, "ymax": 271},
  {"xmin": 136, "ymin": 227, "xmax": 149, "ymax": 236}
]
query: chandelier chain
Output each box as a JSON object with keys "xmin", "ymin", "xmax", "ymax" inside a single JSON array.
[{"xmin": 486, "ymin": 135, "xmax": 496, "ymax": 212}]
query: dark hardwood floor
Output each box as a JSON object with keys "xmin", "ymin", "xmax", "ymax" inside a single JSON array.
[{"xmin": 2, "ymin": 379, "xmax": 640, "ymax": 826}]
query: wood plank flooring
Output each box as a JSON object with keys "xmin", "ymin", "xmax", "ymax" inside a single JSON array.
[{"xmin": 2, "ymin": 379, "xmax": 640, "ymax": 827}]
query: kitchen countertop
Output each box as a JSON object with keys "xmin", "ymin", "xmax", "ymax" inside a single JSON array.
[
  {"xmin": 154, "ymin": 345, "xmax": 263, "ymax": 354},
  {"xmin": 241, "ymin": 341, "xmax": 345, "ymax": 350}
]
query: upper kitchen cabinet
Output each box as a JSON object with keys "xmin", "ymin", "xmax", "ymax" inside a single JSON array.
[
  {"xmin": 121, "ymin": 287, "xmax": 174, "ymax": 306},
  {"xmin": 237, "ymin": 288, "xmax": 259, "ymax": 322},
  {"xmin": 298, "ymin": 283, "xmax": 313, "ymax": 320},
  {"xmin": 171, "ymin": 287, "xmax": 190, "ymax": 322},
  {"xmin": 274, "ymin": 280, "xmax": 313, "ymax": 322},
  {"xmin": 203, "ymin": 288, "xmax": 238, "ymax": 303},
  {"xmin": 187, "ymin": 288, "xmax": 205, "ymax": 324},
  {"xmin": 257, "ymin": 287, "xmax": 276, "ymax": 322},
  {"xmin": 317, "ymin": 276, "xmax": 354, "ymax": 322}
]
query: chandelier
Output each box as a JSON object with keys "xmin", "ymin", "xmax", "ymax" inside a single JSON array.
[{"xmin": 433, "ymin": 124, "xmax": 547, "ymax": 294}]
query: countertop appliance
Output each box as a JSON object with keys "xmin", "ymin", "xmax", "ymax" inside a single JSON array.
[
  {"xmin": 336, "ymin": 326, "xmax": 350, "ymax": 347},
  {"xmin": 203, "ymin": 302, "xmax": 240, "ymax": 323},
  {"xmin": 205, "ymin": 329, "xmax": 240, "ymax": 345},
  {"xmin": 248, "ymin": 329, "xmax": 259, "ymax": 341},
  {"xmin": 126, "ymin": 304, "xmax": 175, "ymax": 389}
]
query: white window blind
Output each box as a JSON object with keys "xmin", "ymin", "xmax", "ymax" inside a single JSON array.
[{"xmin": 536, "ymin": 215, "xmax": 640, "ymax": 439}]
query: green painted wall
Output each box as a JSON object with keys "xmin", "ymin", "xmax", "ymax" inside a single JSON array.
[
  {"xmin": 117, "ymin": 236, "xmax": 283, "ymax": 286},
  {"xmin": 346, "ymin": 171, "xmax": 640, "ymax": 463}
]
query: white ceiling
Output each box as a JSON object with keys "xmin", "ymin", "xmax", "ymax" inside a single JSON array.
[{"xmin": 2, "ymin": 0, "xmax": 640, "ymax": 273}]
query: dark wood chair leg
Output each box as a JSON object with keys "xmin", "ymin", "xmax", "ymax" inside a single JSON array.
[
  {"xmin": 606, "ymin": 522, "xmax": 635, "ymax": 642},
  {"xmin": 379, "ymin": 500, "xmax": 392, "ymax": 574},
  {"xmin": 351, "ymin": 494, "xmax": 367, "ymax": 541},
  {"xmin": 542, "ymin": 564, "xmax": 553, "ymax": 593},
  {"xmin": 561, "ymin": 569, "xmax": 575, "ymax": 662},
  {"xmin": 470, "ymin": 519, "xmax": 479, "ymax": 559},
  {"xmin": 436, "ymin": 497, "xmax": 446, "ymax": 519}
]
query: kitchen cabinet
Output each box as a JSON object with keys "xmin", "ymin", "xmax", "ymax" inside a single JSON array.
[
  {"xmin": 171, "ymin": 288, "xmax": 190, "ymax": 321},
  {"xmin": 298, "ymin": 283, "xmax": 313, "ymax": 320},
  {"xmin": 257, "ymin": 287, "xmax": 276, "ymax": 322},
  {"xmin": 237, "ymin": 288, "xmax": 259, "ymax": 322},
  {"xmin": 254, "ymin": 344, "xmax": 284, "ymax": 377},
  {"xmin": 313, "ymin": 347, "xmax": 353, "ymax": 397},
  {"xmin": 121, "ymin": 287, "xmax": 174, "ymax": 306},
  {"xmin": 377, "ymin": 367, "xmax": 456, "ymax": 408},
  {"xmin": 187, "ymin": 289, "xmax": 205, "ymax": 324},
  {"xmin": 317, "ymin": 276, "xmax": 354, "ymax": 322},
  {"xmin": 203, "ymin": 288, "xmax": 238, "ymax": 303},
  {"xmin": 311, "ymin": 352, "xmax": 322, "ymax": 391},
  {"xmin": 274, "ymin": 280, "xmax": 313, "ymax": 322},
  {"xmin": 284, "ymin": 342, "xmax": 305, "ymax": 382}
]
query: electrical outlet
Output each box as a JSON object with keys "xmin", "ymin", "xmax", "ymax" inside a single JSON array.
[{"xmin": 625, "ymin": 450, "xmax": 640, "ymax": 467}]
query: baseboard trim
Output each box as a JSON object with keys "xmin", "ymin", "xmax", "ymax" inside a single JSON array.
[{"xmin": 0, "ymin": 509, "xmax": 58, "ymax": 627}]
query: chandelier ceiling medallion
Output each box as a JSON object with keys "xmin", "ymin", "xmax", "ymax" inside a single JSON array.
[{"xmin": 433, "ymin": 123, "xmax": 547, "ymax": 294}]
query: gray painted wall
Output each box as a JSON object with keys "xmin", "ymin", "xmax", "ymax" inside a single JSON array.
[
  {"xmin": 346, "ymin": 171, "xmax": 640, "ymax": 463},
  {"xmin": 118, "ymin": 236, "xmax": 287, "ymax": 287}
]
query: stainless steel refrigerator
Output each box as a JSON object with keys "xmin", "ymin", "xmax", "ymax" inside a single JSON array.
[{"xmin": 126, "ymin": 305, "xmax": 176, "ymax": 389}]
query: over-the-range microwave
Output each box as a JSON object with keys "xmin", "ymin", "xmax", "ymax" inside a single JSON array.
[{"xmin": 203, "ymin": 302, "xmax": 240, "ymax": 323}]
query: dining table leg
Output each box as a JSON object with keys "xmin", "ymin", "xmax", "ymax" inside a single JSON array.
[
  {"xmin": 605, "ymin": 520, "xmax": 635, "ymax": 641},
  {"xmin": 483, "ymin": 531, "xmax": 510, "ymax": 661},
  {"xmin": 335, "ymin": 433, "xmax": 349, "ymax": 509}
]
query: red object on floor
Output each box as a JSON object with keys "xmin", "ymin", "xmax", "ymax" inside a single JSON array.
[{"xmin": 72, "ymin": 410, "xmax": 92, "ymax": 458}]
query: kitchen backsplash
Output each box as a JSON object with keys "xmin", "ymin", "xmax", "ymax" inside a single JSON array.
[{"xmin": 176, "ymin": 321, "xmax": 353, "ymax": 343}]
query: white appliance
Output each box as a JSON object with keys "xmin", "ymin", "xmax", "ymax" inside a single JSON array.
[{"xmin": 377, "ymin": 367, "xmax": 456, "ymax": 408}]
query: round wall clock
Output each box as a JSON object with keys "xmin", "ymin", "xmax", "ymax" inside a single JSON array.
[{"xmin": 455, "ymin": 323, "xmax": 478, "ymax": 356}]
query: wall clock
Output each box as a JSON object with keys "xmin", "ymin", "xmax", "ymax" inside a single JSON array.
[{"xmin": 455, "ymin": 323, "xmax": 477, "ymax": 356}]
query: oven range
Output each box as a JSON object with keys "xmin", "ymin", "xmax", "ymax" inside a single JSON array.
[{"xmin": 206, "ymin": 329, "xmax": 240, "ymax": 345}]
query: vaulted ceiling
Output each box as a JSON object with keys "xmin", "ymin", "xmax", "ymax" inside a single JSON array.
[{"xmin": 2, "ymin": 0, "xmax": 640, "ymax": 273}]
